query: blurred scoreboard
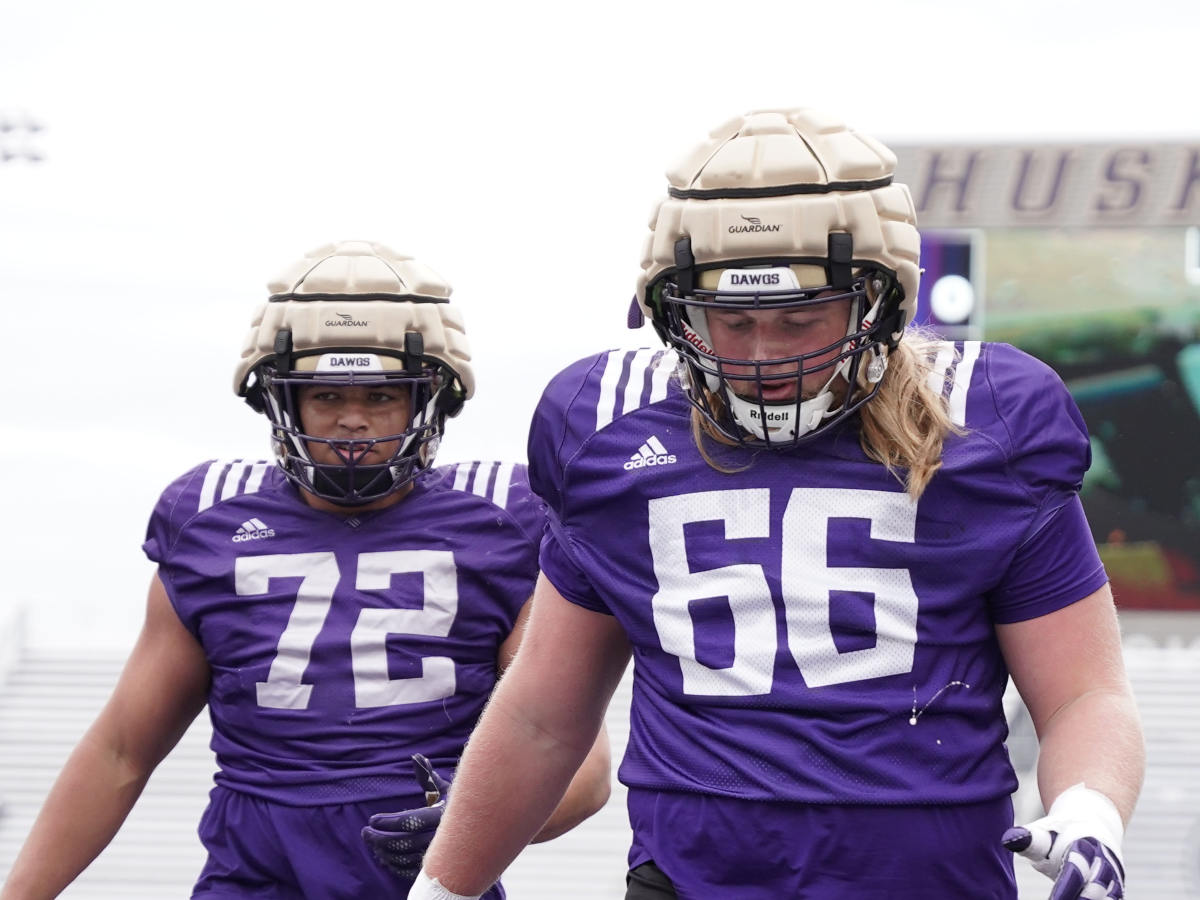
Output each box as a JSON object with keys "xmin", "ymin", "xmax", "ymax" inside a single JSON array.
[{"xmin": 913, "ymin": 229, "xmax": 983, "ymax": 339}]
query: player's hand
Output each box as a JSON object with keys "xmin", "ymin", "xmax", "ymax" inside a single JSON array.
[
  {"xmin": 362, "ymin": 754, "xmax": 453, "ymax": 880},
  {"xmin": 1002, "ymin": 784, "xmax": 1125, "ymax": 899}
]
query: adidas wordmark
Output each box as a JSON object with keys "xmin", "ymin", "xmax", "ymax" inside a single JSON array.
[
  {"xmin": 232, "ymin": 518, "xmax": 276, "ymax": 542},
  {"xmin": 624, "ymin": 436, "xmax": 678, "ymax": 471}
]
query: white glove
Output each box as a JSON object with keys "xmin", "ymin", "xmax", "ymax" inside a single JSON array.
[
  {"xmin": 1002, "ymin": 783, "xmax": 1126, "ymax": 899},
  {"xmin": 406, "ymin": 870, "xmax": 483, "ymax": 900}
]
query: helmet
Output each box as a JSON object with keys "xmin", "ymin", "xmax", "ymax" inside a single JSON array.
[
  {"xmin": 234, "ymin": 240, "xmax": 474, "ymax": 505},
  {"xmin": 634, "ymin": 108, "xmax": 920, "ymax": 447}
]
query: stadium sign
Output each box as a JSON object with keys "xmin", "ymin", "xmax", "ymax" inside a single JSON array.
[{"xmin": 891, "ymin": 142, "xmax": 1200, "ymax": 228}]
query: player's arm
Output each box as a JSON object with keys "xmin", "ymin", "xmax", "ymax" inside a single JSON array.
[
  {"xmin": 496, "ymin": 595, "xmax": 613, "ymax": 842},
  {"xmin": 0, "ymin": 573, "xmax": 210, "ymax": 900},
  {"xmin": 998, "ymin": 584, "xmax": 1143, "ymax": 825},
  {"xmin": 996, "ymin": 583, "xmax": 1145, "ymax": 891},
  {"xmin": 419, "ymin": 573, "xmax": 631, "ymax": 898}
]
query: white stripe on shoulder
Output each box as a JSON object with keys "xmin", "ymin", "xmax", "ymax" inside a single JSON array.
[
  {"xmin": 595, "ymin": 348, "xmax": 675, "ymax": 432},
  {"xmin": 198, "ymin": 459, "xmax": 272, "ymax": 512},
  {"xmin": 197, "ymin": 460, "xmax": 227, "ymax": 512},
  {"xmin": 471, "ymin": 461, "xmax": 497, "ymax": 498},
  {"xmin": 621, "ymin": 348, "xmax": 657, "ymax": 417},
  {"xmin": 446, "ymin": 461, "xmax": 515, "ymax": 509},
  {"xmin": 220, "ymin": 460, "xmax": 250, "ymax": 503},
  {"xmin": 490, "ymin": 461, "xmax": 515, "ymax": 510},
  {"xmin": 245, "ymin": 461, "xmax": 270, "ymax": 494},
  {"xmin": 595, "ymin": 351, "xmax": 625, "ymax": 432},
  {"xmin": 948, "ymin": 341, "xmax": 982, "ymax": 427},
  {"xmin": 198, "ymin": 460, "xmax": 231, "ymax": 512},
  {"xmin": 452, "ymin": 462, "xmax": 472, "ymax": 492},
  {"xmin": 648, "ymin": 349, "xmax": 675, "ymax": 404}
]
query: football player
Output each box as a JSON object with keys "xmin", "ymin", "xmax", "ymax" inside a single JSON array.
[
  {"xmin": 0, "ymin": 241, "xmax": 610, "ymax": 900},
  {"xmin": 406, "ymin": 111, "xmax": 1145, "ymax": 900}
]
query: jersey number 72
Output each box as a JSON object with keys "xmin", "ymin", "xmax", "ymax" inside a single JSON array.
[{"xmin": 234, "ymin": 550, "xmax": 458, "ymax": 710}]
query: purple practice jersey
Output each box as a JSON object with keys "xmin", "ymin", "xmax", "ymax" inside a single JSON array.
[
  {"xmin": 143, "ymin": 460, "xmax": 541, "ymax": 806},
  {"xmin": 528, "ymin": 342, "xmax": 1108, "ymax": 808}
]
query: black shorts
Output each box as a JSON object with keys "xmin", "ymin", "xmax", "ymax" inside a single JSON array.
[{"xmin": 626, "ymin": 861, "xmax": 678, "ymax": 900}]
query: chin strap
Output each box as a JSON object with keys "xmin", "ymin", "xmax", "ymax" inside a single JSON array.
[{"xmin": 727, "ymin": 386, "xmax": 836, "ymax": 443}]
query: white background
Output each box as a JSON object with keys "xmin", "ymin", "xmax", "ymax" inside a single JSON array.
[{"xmin": 2, "ymin": 0, "xmax": 1197, "ymax": 646}]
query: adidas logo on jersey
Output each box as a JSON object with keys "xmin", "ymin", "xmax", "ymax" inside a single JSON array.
[
  {"xmin": 623, "ymin": 436, "xmax": 677, "ymax": 470},
  {"xmin": 232, "ymin": 518, "xmax": 276, "ymax": 542}
]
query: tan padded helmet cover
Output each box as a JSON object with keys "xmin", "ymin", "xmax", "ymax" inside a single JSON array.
[
  {"xmin": 234, "ymin": 240, "xmax": 474, "ymax": 399},
  {"xmin": 636, "ymin": 109, "xmax": 920, "ymax": 343}
]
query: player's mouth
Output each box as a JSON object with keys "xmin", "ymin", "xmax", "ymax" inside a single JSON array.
[
  {"xmin": 758, "ymin": 381, "xmax": 799, "ymax": 402},
  {"xmin": 729, "ymin": 377, "xmax": 799, "ymax": 402},
  {"xmin": 728, "ymin": 385, "xmax": 799, "ymax": 405},
  {"xmin": 333, "ymin": 441, "xmax": 375, "ymax": 462}
]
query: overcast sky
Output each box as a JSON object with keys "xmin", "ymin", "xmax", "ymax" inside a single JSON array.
[{"xmin": 2, "ymin": 0, "xmax": 1197, "ymax": 646}]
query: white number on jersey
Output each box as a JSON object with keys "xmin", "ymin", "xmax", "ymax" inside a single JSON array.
[
  {"xmin": 648, "ymin": 487, "xmax": 919, "ymax": 695},
  {"xmin": 235, "ymin": 550, "xmax": 459, "ymax": 710}
]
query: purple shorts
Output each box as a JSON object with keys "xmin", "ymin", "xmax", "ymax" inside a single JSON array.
[
  {"xmin": 626, "ymin": 789, "xmax": 1017, "ymax": 900},
  {"xmin": 192, "ymin": 785, "xmax": 505, "ymax": 899}
]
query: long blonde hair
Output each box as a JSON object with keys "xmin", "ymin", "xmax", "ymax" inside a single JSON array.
[{"xmin": 692, "ymin": 329, "xmax": 962, "ymax": 499}]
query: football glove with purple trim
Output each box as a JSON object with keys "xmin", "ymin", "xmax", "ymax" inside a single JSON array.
[
  {"xmin": 362, "ymin": 754, "xmax": 452, "ymax": 880},
  {"xmin": 1002, "ymin": 783, "xmax": 1125, "ymax": 899}
]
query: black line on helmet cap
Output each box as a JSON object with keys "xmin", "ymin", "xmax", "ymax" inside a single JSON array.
[
  {"xmin": 879, "ymin": 306, "xmax": 908, "ymax": 350},
  {"xmin": 674, "ymin": 237, "xmax": 696, "ymax": 297},
  {"xmin": 403, "ymin": 332, "xmax": 424, "ymax": 374},
  {"xmin": 273, "ymin": 327, "xmax": 294, "ymax": 375},
  {"xmin": 267, "ymin": 292, "xmax": 449, "ymax": 304},
  {"xmin": 667, "ymin": 176, "xmax": 892, "ymax": 200},
  {"xmin": 828, "ymin": 233, "xmax": 854, "ymax": 289}
]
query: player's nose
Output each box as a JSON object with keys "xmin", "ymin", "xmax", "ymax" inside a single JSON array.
[
  {"xmin": 748, "ymin": 325, "xmax": 797, "ymax": 363},
  {"xmin": 336, "ymin": 401, "xmax": 371, "ymax": 430}
]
